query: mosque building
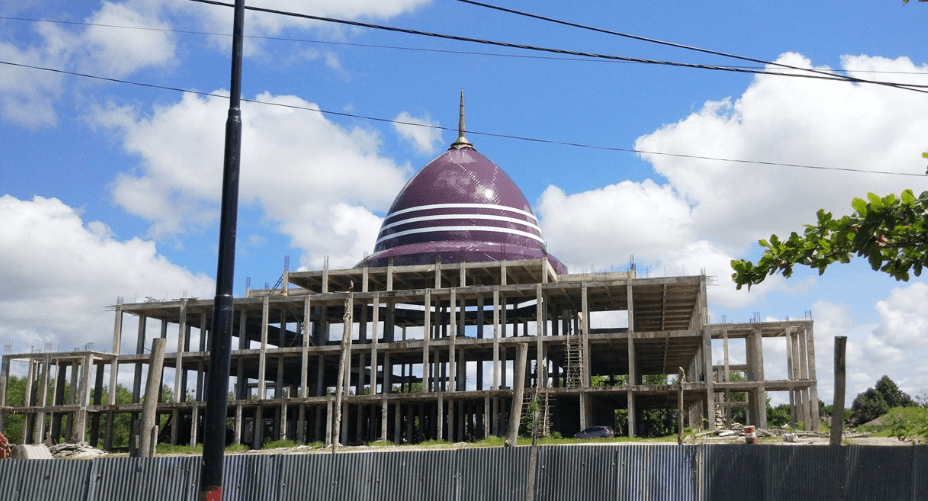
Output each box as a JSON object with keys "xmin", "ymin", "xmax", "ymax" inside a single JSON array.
[{"xmin": 0, "ymin": 97, "xmax": 819, "ymax": 449}]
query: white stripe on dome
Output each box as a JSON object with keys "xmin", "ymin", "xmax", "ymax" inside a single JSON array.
[
  {"xmin": 386, "ymin": 203, "xmax": 538, "ymax": 222},
  {"xmin": 376, "ymin": 225, "xmax": 546, "ymax": 247},
  {"xmin": 380, "ymin": 213, "xmax": 543, "ymax": 234}
]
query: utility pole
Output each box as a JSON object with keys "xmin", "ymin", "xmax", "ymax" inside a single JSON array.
[{"xmin": 200, "ymin": 0, "xmax": 245, "ymax": 499}]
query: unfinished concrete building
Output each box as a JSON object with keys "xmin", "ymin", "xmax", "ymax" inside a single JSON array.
[{"xmin": 0, "ymin": 106, "xmax": 819, "ymax": 449}]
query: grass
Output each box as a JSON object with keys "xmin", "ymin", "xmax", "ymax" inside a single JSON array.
[
  {"xmin": 155, "ymin": 443, "xmax": 253, "ymax": 455},
  {"xmin": 262, "ymin": 439, "xmax": 300, "ymax": 450},
  {"xmin": 156, "ymin": 444, "xmax": 202, "ymax": 454}
]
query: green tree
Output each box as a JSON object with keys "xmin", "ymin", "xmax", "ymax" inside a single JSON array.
[
  {"xmin": 851, "ymin": 375, "xmax": 915, "ymax": 425},
  {"xmin": 732, "ymin": 190, "xmax": 928, "ymax": 289}
]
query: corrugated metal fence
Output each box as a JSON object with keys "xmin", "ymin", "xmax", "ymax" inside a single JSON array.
[{"xmin": 0, "ymin": 445, "xmax": 924, "ymax": 501}]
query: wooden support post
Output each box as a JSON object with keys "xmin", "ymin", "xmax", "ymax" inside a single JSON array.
[
  {"xmin": 831, "ymin": 336, "xmax": 847, "ymax": 446},
  {"xmin": 333, "ymin": 293, "xmax": 353, "ymax": 453},
  {"xmin": 506, "ymin": 343, "xmax": 528, "ymax": 447},
  {"xmin": 139, "ymin": 338, "xmax": 166, "ymax": 457}
]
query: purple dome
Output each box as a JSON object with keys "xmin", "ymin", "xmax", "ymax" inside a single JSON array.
[{"xmin": 359, "ymin": 145, "xmax": 566, "ymax": 273}]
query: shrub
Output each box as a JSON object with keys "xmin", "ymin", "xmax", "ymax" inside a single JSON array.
[{"xmin": 882, "ymin": 406, "xmax": 928, "ymax": 442}]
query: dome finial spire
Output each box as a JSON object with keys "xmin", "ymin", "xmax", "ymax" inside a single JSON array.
[{"xmin": 450, "ymin": 88, "xmax": 473, "ymax": 150}]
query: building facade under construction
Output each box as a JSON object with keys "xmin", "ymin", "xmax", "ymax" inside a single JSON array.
[{"xmin": 0, "ymin": 104, "xmax": 820, "ymax": 449}]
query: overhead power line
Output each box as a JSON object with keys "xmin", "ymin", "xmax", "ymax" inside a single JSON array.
[
  {"xmin": 3, "ymin": 15, "xmax": 927, "ymax": 77},
  {"xmin": 1, "ymin": 58, "xmax": 923, "ymax": 178},
  {"xmin": 457, "ymin": 0, "xmax": 928, "ymax": 93},
  {"xmin": 185, "ymin": 0, "xmax": 928, "ymax": 93}
]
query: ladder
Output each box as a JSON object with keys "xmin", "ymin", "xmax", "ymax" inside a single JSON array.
[
  {"xmin": 564, "ymin": 331, "xmax": 583, "ymax": 388},
  {"xmin": 522, "ymin": 388, "xmax": 553, "ymax": 437}
]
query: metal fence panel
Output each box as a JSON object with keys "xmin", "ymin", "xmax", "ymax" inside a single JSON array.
[
  {"xmin": 85, "ymin": 457, "xmax": 200, "ymax": 501},
  {"xmin": 0, "ymin": 459, "xmax": 92, "ymax": 501},
  {"xmin": 0, "ymin": 443, "xmax": 925, "ymax": 501},
  {"xmin": 222, "ymin": 455, "xmax": 279, "ymax": 501},
  {"xmin": 277, "ymin": 451, "xmax": 374, "ymax": 500}
]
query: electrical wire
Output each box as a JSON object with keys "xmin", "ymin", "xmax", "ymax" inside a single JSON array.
[
  {"xmin": 4, "ymin": 15, "xmax": 927, "ymax": 77},
  {"xmin": 185, "ymin": 0, "xmax": 928, "ymax": 93},
  {"xmin": 1, "ymin": 58, "xmax": 923, "ymax": 177},
  {"xmin": 458, "ymin": 0, "xmax": 928, "ymax": 93}
]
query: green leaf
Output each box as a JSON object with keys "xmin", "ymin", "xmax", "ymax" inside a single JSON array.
[
  {"xmin": 902, "ymin": 189, "xmax": 915, "ymax": 205},
  {"xmin": 852, "ymin": 197, "xmax": 868, "ymax": 215}
]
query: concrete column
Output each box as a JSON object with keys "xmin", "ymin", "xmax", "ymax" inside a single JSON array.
[
  {"xmin": 393, "ymin": 402, "xmax": 401, "ymax": 443},
  {"xmin": 804, "ymin": 324, "xmax": 820, "ymax": 431},
  {"xmin": 173, "ymin": 300, "xmax": 188, "ymax": 406},
  {"xmin": 234, "ymin": 405, "xmax": 243, "ymax": 444},
  {"xmin": 580, "ymin": 391, "xmax": 589, "ymax": 430},
  {"xmin": 449, "ymin": 288, "xmax": 457, "ymax": 392},
  {"xmin": 750, "ymin": 327, "xmax": 767, "ymax": 428},
  {"xmin": 536, "ymin": 283, "xmax": 545, "ymax": 389},
  {"xmin": 316, "ymin": 355, "xmax": 325, "ymax": 397},
  {"xmin": 371, "ymin": 292, "xmax": 380, "ymax": 395},
  {"xmin": 383, "ymin": 353, "xmax": 391, "ymax": 394},
  {"xmin": 484, "ymin": 396, "xmax": 491, "ymax": 438},
  {"xmin": 448, "ymin": 398, "xmax": 455, "ymax": 442},
  {"xmin": 437, "ymin": 395, "xmax": 444, "ymax": 441},
  {"xmin": 493, "ymin": 287, "xmax": 500, "ymax": 390},
  {"xmin": 258, "ymin": 296, "xmax": 269, "ymax": 400},
  {"xmin": 423, "ymin": 289, "xmax": 431, "ymax": 393},
  {"xmin": 132, "ymin": 315, "xmax": 147, "ymax": 410},
  {"xmin": 74, "ymin": 353, "xmax": 94, "ymax": 442},
  {"xmin": 581, "ymin": 286, "xmax": 591, "ymax": 387},
  {"xmin": 22, "ymin": 359, "xmax": 35, "ymax": 443},
  {"xmin": 189, "ymin": 405, "xmax": 199, "ymax": 446},
  {"xmin": 300, "ymin": 296, "xmax": 311, "ymax": 398},
  {"xmin": 35, "ymin": 356, "xmax": 50, "ymax": 444},
  {"xmin": 0, "ymin": 356, "xmax": 9, "ymax": 433},
  {"xmin": 626, "ymin": 283, "xmax": 636, "ymax": 436},
  {"xmin": 325, "ymin": 399, "xmax": 333, "ymax": 446},
  {"xmin": 380, "ymin": 399, "xmax": 389, "ymax": 442},
  {"xmin": 702, "ymin": 328, "xmax": 715, "ymax": 429}
]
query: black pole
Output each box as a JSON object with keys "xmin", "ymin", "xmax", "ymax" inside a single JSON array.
[{"xmin": 200, "ymin": 0, "xmax": 245, "ymax": 499}]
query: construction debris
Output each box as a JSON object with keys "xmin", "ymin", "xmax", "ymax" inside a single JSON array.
[{"xmin": 49, "ymin": 442, "xmax": 105, "ymax": 458}]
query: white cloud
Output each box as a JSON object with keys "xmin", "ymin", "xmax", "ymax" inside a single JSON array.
[
  {"xmin": 539, "ymin": 53, "xmax": 928, "ymax": 309},
  {"xmin": 873, "ymin": 282, "xmax": 928, "ymax": 350},
  {"xmin": 0, "ymin": 0, "xmax": 181, "ymax": 127},
  {"xmin": 80, "ymin": 0, "xmax": 178, "ymax": 77},
  {"xmin": 634, "ymin": 52, "xmax": 928, "ymax": 248},
  {"xmin": 393, "ymin": 111, "xmax": 443, "ymax": 155},
  {"xmin": 95, "ymin": 90, "xmax": 409, "ymax": 269},
  {"xmin": 0, "ymin": 195, "xmax": 214, "ymax": 354}
]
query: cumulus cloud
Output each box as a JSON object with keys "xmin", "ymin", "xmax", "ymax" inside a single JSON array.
[
  {"xmin": 393, "ymin": 111, "xmax": 443, "ymax": 155},
  {"xmin": 539, "ymin": 53, "xmax": 928, "ymax": 308},
  {"xmin": 0, "ymin": 0, "xmax": 181, "ymax": 127},
  {"xmin": 0, "ymin": 195, "xmax": 214, "ymax": 354},
  {"xmin": 813, "ymin": 294, "xmax": 928, "ymax": 405},
  {"xmin": 873, "ymin": 282, "xmax": 928, "ymax": 350},
  {"xmin": 95, "ymin": 90, "xmax": 409, "ymax": 269},
  {"xmin": 1, "ymin": 0, "xmax": 430, "ymax": 127}
]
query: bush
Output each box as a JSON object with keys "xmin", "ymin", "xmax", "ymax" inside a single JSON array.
[{"xmin": 882, "ymin": 406, "xmax": 928, "ymax": 442}]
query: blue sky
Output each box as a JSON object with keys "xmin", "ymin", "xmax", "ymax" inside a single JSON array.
[{"xmin": 2, "ymin": 0, "xmax": 928, "ymax": 405}]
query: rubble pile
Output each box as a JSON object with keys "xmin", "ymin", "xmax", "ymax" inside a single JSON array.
[{"xmin": 49, "ymin": 442, "xmax": 105, "ymax": 458}]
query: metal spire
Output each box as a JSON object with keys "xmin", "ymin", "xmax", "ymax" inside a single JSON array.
[{"xmin": 450, "ymin": 89, "xmax": 473, "ymax": 150}]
